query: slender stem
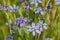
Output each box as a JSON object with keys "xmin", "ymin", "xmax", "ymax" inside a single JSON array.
[
  {"xmin": 42, "ymin": 0, "xmax": 45, "ymax": 8},
  {"xmin": 3, "ymin": 0, "xmax": 6, "ymax": 5},
  {"xmin": 50, "ymin": 0, "xmax": 57, "ymax": 28},
  {"xmin": 37, "ymin": 34, "xmax": 40, "ymax": 40}
]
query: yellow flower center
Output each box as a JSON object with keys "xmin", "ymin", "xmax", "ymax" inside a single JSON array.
[
  {"xmin": 32, "ymin": 28, "xmax": 35, "ymax": 31},
  {"xmin": 40, "ymin": 24, "xmax": 42, "ymax": 27}
]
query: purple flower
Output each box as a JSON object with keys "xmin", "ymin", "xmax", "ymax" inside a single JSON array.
[
  {"xmin": 44, "ymin": 37, "xmax": 53, "ymax": 40},
  {"xmin": 40, "ymin": 8, "xmax": 46, "ymax": 15},
  {"xmin": 10, "ymin": 5, "xmax": 19, "ymax": 12},
  {"xmin": 1, "ymin": 4, "xmax": 4, "ymax": 9},
  {"xmin": 20, "ymin": 22, "xmax": 25, "ymax": 27},
  {"xmin": 42, "ymin": 8, "xmax": 48, "ymax": 12},
  {"xmin": 11, "ymin": 22, "xmax": 15, "ymax": 27},
  {"xmin": 0, "ymin": 4, "xmax": 8, "ymax": 10},
  {"xmin": 30, "ymin": 0, "xmax": 42, "ymax": 6},
  {"xmin": 16, "ymin": 18, "xmax": 20, "ymax": 26},
  {"xmin": 25, "ymin": 2, "xmax": 29, "ymax": 6},
  {"xmin": 4, "ymin": 5, "xmax": 8, "ymax": 10},
  {"xmin": 39, "ymin": 20, "xmax": 47, "ymax": 30},
  {"xmin": 35, "ymin": 0, "xmax": 42, "ymax": 6},
  {"xmin": 39, "ymin": 27, "xmax": 43, "ymax": 34},
  {"xmin": 36, "ymin": 0, "xmax": 42, "ymax": 3},
  {"xmin": 20, "ymin": 17, "xmax": 27, "ymax": 27},
  {"xmin": 11, "ymin": 30, "xmax": 16, "ymax": 34},
  {"xmin": 24, "ymin": 2, "xmax": 29, "ymax": 8},
  {"xmin": 47, "ymin": 4, "xmax": 51, "ymax": 9},
  {"xmin": 5, "ymin": 35, "xmax": 13, "ymax": 40},
  {"xmin": 56, "ymin": 0, "xmax": 60, "ymax": 5},
  {"xmin": 5, "ymin": 22, "xmax": 11, "ymax": 28},
  {"xmin": 24, "ymin": 2, "xmax": 33, "ymax": 11},
  {"xmin": 23, "ymin": 2, "xmax": 30, "ymax": 12},
  {"xmin": 27, "ymin": 22, "xmax": 40, "ymax": 36},
  {"xmin": 34, "ymin": 7, "xmax": 41, "ymax": 14},
  {"xmin": 0, "ymin": 5, "xmax": 3, "ymax": 10},
  {"xmin": 30, "ymin": 0, "xmax": 35, "ymax": 4},
  {"xmin": 18, "ymin": 0, "xmax": 25, "ymax": 3},
  {"xmin": 16, "ymin": 16, "xmax": 27, "ymax": 28},
  {"xmin": 28, "ymin": 18, "xmax": 32, "ymax": 24},
  {"xmin": 34, "ymin": 7, "xmax": 44, "ymax": 15}
]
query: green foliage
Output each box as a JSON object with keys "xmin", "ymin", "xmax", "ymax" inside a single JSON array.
[{"xmin": 0, "ymin": 0, "xmax": 60, "ymax": 40}]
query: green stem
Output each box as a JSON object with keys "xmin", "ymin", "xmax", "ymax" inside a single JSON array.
[{"xmin": 37, "ymin": 34, "xmax": 40, "ymax": 40}]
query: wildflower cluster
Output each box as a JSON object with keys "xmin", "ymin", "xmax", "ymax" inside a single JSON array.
[
  {"xmin": 4, "ymin": 0, "xmax": 59, "ymax": 40},
  {"xmin": 0, "ymin": 4, "xmax": 19, "ymax": 12},
  {"xmin": 27, "ymin": 20, "xmax": 47, "ymax": 36}
]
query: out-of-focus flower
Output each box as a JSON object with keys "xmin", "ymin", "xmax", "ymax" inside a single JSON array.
[
  {"xmin": 30, "ymin": 0, "xmax": 42, "ymax": 5},
  {"xmin": 34, "ymin": 7, "xmax": 41, "ymax": 14},
  {"xmin": 25, "ymin": 2, "xmax": 29, "ymax": 6},
  {"xmin": 6, "ymin": 21, "xmax": 15, "ymax": 28},
  {"xmin": 47, "ymin": 3, "xmax": 51, "ymax": 9},
  {"xmin": 40, "ymin": 10, "xmax": 44, "ymax": 15},
  {"xmin": 34, "ymin": 7, "xmax": 45, "ymax": 15},
  {"xmin": 0, "ymin": 4, "xmax": 8, "ymax": 10},
  {"xmin": 23, "ymin": 2, "xmax": 33, "ymax": 11},
  {"xmin": 29, "ymin": 0, "xmax": 35, "ymax": 4},
  {"xmin": 39, "ymin": 27, "xmax": 43, "ymax": 34},
  {"xmin": 35, "ymin": 0, "xmax": 42, "ymax": 6},
  {"xmin": 28, "ymin": 18, "xmax": 32, "ymax": 24},
  {"xmin": 23, "ymin": 2, "xmax": 30, "ymax": 12},
  {"xmin": 11, "ymin": 30, "xmax": 16, "ymax": 34},
  {"xmin": 27, "ymin": 22, "xmax": 40, "ymax": 36},
  {"xmin": 42, "ymin": 8, "xmax": 48, "ymax": 12},
  {"xmin": 11, "ymin": 29, "xmax": 18, "ymax": 34},
  {"xmin": 16, "ymin": 16, "xmax": 27, "ymax": 28},
  {"xmin": 16, "ymin": 18, "xmax": 20, "ymax": 26},
  {"xmin": 5, "ymin": 22, "xmax": 11, "ymax": 28},
  {"xmin": 10, "ymin": 5, "xmax": 19, "ymax": 12},
  {"xmin": 39, "ymin": 20, "xmax": 47, "ymax": 30},
  {"xmin": 36, "ymin": 0, "xmax": 42, "ymax": 3},
  {"xmin": 0, "ymin": 4, "xmax": 3, "ymax": 10},
  {"xmin": 30, "ymin": 0, "xmax": 42, "ymax": 6},
  {"xmin": 56, "ymin": 0, "xmax": 60, "ymax": 5},
  {"xmin": 11, "ymin": 21, "xmax": 15, "ymax": 27},
  {"xmin": 40, "ymin": 8, "xmax": 47, "ymax": 15},
  {"xmin": 18, "ymin": 0, "xmax": 25, "ymax": 4},
  {"xmin": 5, "ymin": 35, "xmax": 14, "ymax": 40},
  {"xmin": 44, "ymin": 37, "xmax": 53, "ymax": 40},
  {"xmin": 4, "ymin": 5, "xmax": 8, "ymax": 10},
  {"xmin": 20, "ymin": 17, "xmax": 27, "ymax": 27}
]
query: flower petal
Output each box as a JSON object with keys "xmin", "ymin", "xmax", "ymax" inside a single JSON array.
[
  {"xmin": 56, "ymin": 0, "xmax": 60, "ymax": 5},
  {"xmin": 30, "ymin": 0, "xmax": 35, "ymax": 4},
  {"xmin": 43, "ymin": 23, "xmax": 47, "ymax": 29},
  {"xmin": 32, "ymin": 31, "xmax": 35, "ymax": 36},
  {"xmin": 14, "ymin": 5, "xmax": 16, "ymax": 9},
  {"xmin": 40, "ymin": 27, "xmax": 43, "ymax": 32},
  {"xmin": 23, "ymin": 18, "xmax": 27, "ymax": 22},
  {"xmin": 32, "ymin": 22, "xmax": 35, "ymax": 28},
  {"xmin": 39, "ymin": 20, "xmax": 43, "ymax": 24},
  {"xmin": 27, "ymin": 26, "xmax": 31, "ymax": 28},
  {"xmin": 40, "ymin": 11, "xmax": 44, "ymax": 15},
  {"xmin": 35, "ymin": 23, "xmax": 40, "ymax": 29},
  {"xmin": 10, "ymin": 6, "xmax": 13, "ymax": 10},
  {"xmin": 38, "ymin": 0, "xmax": 42, "ymax": 3},
  {"xmin": 20, "ymin": 22, "xmax": 25, "ymax": 27},
  {"xmin": 36, "ymin": 30, "xmax": 40, "ymax": 33},
  {"xmin": 27, "ymin": 29, "xmax": 32, "ymax": 32}
]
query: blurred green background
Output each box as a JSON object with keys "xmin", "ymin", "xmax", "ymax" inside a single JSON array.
[{"xmin": 0, "ymin": 0, "xmax": 60, "ymax": 40}]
